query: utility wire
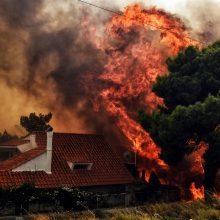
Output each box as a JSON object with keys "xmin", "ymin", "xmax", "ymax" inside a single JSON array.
[
  {"xmin": 78, "ymin": 0, "xmax": 203, "ymax": 45},
  {"xmin": 78, "ymin": 0, "xmax": 169, "ymax": 30},
  {"xmin": 79, "ymin": 0, "xmax": 122, "ymax": 15}
]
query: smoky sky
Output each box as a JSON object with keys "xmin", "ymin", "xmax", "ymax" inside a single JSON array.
[
  {"xmin": 0, "ymin": 0, "xmax": 220, "ymax": 136},
  {"xmin": 0, "ymin": 0, "xmax": 43, "ymax": 28},
  {"xmin": 26, "ymin": 28, "xmax": 106, "ymax": 105},
  {"xmin": 0, "ymin": 0, "xmax": 110, "ymax": 134},
  {"xmin": 0, "ymin": 0, "xmax": 106, "ymax": 97}
]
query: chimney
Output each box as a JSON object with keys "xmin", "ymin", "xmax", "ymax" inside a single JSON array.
[
  {"xmin": 30, "ymin": 134, "xmax": 37, "ymax": 149},
  {"xmin": 46, "ymin": 131, "xmax": 53, "ymax": 174}
]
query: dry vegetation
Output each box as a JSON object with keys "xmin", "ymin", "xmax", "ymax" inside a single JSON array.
[{"xmin": 26, "ymin": 199, "xmax": 220, "ymax": 220}]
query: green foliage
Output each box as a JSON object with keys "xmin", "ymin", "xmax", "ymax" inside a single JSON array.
[
  {"xmin": 0, "ymin": 130, "xmax": 17, "ymax": 143},
  {"xmin": 0, "ymin": 184, "xmax": 97, "ymax": 212},
  {"xmin": 29, "ymin": 200, "xmax": 219, "ymax": 220},
  {"xmin": 153, "ymin": 42, "xmax": 220, "ymax": 111},
  {"xmin": 146, "ymin": 201, "xmax": 220, "ymax": 220},
  {"xmin": 57, "ymin": 187, "xmax": 95, "ymax": 210},
  {"xmin": 9, "ymin": 183, "xmax": 37, "ymax": 204},
  {"xmin": 139, "ymin": 41, "xmax": 220, "ymax": 193},
  {"xmin": 139, "ymin": 41, "xmax": 220, "ymax": 166},
  {"xmin": 20, "ymin": 112, "xmax": 53, "ymax": 133},
  {"xmin": 22, "ymin": 198, "xmax": 220, "ymax": 219},
  {"xmin": 108, "ymin": 210, "xmax": 152, "ymax": 220},
  {"xmin": 144, "ymin": 95, "xmax": 220, "ymax": 165},
  {"xmin": 138, "ymin": 109, "xmax": 152, "ymax": 131}
]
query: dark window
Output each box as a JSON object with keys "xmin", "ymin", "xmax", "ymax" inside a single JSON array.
[
  {"xmin": 0, "ymin": 148, "xmax": 19, "ymax": 161},
  {"xmin": 73, "ymin": 163, "xmax": 92, "ymax": 170}
]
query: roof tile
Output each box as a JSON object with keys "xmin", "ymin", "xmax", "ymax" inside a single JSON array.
[
  {"xmin": 0, "ymin": 132, "xmax": 133, "ymax": 188},
  {"xmin": 0, "ymin": 139, "xmax": 30, "ymax": 147}
]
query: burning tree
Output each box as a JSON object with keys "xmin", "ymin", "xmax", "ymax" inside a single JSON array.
[{"xmin": 139, "ymin": 41, "xmax": 220, "ymax": 197}]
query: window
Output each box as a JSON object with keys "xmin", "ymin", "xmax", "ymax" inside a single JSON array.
[
  {"xmin": 0, "ymin": 148, "xmax": 19, "ymax": 161},
  {"xmin": 67, "ymin": 162, "xmax": 93, "ymax": 170},
  {"xmin": 73, "ymin": 163, "xmax": 92, "ymax": 170}
]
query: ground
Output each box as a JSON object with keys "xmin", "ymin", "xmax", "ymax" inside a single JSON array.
[{"xmin": 25, "ymin": 199, "xmax": 220, "ymax": 220}]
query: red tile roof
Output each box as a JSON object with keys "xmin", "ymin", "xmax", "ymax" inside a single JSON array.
[
  {"xmin": 0, "ymin": 139, "xmax": 30, "ymax": 147},
  {"xmin": 0, "ymin": 132, "xmax": 133, "ymax": 188}
]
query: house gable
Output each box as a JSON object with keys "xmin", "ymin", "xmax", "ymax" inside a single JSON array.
[
  {"xmin": 0, "ymin": 132, "xmax": 134, "ymax": 188},
  {"xmin": 12, "ymin": 151, "xmax": 47, "ymax": 172}
]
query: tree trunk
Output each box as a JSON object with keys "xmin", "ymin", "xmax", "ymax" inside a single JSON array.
[{"xmin": 203, "ymin": 162, "xmax": 219, "ymax": 200}]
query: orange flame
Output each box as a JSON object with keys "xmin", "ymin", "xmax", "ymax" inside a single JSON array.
[
  {"xmin": 190, "ymin": 182, "xmax": 204, "ymax": 200},
  {"xmin": 95, "ymin": 4, "xmax": 198, "ymax": 176},
  {"xmin": 84, "ymin": 4, "xmax": 206, "ymax": 198}
]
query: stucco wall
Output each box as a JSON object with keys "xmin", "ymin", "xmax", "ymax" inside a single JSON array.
[{"xmin": 12, "ymin": 152, "xmax": 47, "ymax": 172}]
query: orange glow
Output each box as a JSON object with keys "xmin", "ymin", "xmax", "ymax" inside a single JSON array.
[
  {"xmin": 94, "ymin": 4, "xmax": 198, "ymax": 180},
  {"xmin": 214, "ymin": 192, "xmax": 220, "ymax": 199},
  {"xmin": 186, "ymin": 141, "xmax": 208, "ymax": 175},
  {"xmin": 190, "ymin": 182, "xmax": 204, "ymax": 200}
]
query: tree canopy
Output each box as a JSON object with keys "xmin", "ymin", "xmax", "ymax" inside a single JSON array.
[
  {"xmin": 20, "ymin": 112, "xmax": 53, "ymax": 134},
  {"xmin": 153, "ymin": 42, "xmax": 220, "ymax": 111},
  {"xmin": 138, "ymin": 41, "xmax": 220, "ymax": 192}
]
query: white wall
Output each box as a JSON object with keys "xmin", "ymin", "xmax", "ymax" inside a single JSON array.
[
  {"xmin": 12, "ymin": 152, "xmax": 47, "ymax": 172},
  {"xmin": 12, "ymin": 132, "xmax": 53, "ymax": 173}
]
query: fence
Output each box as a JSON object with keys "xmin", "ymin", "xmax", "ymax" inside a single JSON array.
[
  {"xmin": 0, "ymin": 192, "xmax": 133, "ymax": 215},
  {"xmin": 94, "ymin": 193, "xmax": 132, "ymax": 209},
  {"xmin": 0, "ymin": 189, "xmax": 180, "ymax": 215},
  {"xmin": 135, "ymin": 189, "xmax": 180, "ymax": 204}
]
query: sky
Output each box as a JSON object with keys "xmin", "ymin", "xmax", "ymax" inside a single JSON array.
[
  {"xmin": 84, "ymin": 0, "xmax": 220, "ymax": 15},
  {"xmin": 146, "ymin": 0, "xmax": 220, "ymax": 15},
  {"xmin": 115, "ymin": 0, "xmax": 187, "ymax": 11},
  {"xmin": 78, "ymin": 0, "xmax": 220, "ymax": 36}
]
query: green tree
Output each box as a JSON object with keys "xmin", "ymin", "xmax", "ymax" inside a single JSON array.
[
  {"xmin": 0, "ymin": 130, "xmax": 17, "ymax": 143},
  {"xmin": 20, "ymin": 112, "xmax": 53, "ymax": 134},
  {"xmin": 138, "ymin": 41, "xmax": 220, "ymax": 196}
]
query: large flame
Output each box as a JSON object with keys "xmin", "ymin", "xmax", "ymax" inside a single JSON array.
[{"xmin": 92, "ymin": 4, "xmax": 198, "ymax": 183}]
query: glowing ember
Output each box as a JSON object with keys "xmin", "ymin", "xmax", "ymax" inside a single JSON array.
[{"xmin": 190, "ymin": 182, "xmax": 204, "ymax": 200}]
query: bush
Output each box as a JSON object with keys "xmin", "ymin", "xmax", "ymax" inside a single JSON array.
[
  {"xmin": 57, "ymin": 187, "xmax": 95, "ymax": 210},
  {"xmin": 196, "ymin": 208, "xmax": 220, "ymax": 220}
]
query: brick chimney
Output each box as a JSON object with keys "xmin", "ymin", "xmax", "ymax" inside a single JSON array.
[{"xmin": 46, "ymin": 131, "xmax": 53, "ymax": 174}]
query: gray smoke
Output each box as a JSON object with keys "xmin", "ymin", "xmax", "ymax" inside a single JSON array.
[
  {"xmin": 0, "ymin": 0, "xmax": 219, "ymax": 137},
  {"xmin": 0, "ymin": 0, "xmax": 111, "ymax": 135},
  {"xmin": 185, "ymin": 1, "xmax": 220, "ymax": 44}
]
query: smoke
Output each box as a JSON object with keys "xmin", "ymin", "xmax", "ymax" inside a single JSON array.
[
  {"xmin": 0, "ymin": 0, "xmax": 220, "ymax": 137},
  {"xmin": 185, "ymin": 0, "xmax": 220, "ymax": 43},
  {"xmin": 146, "ymin": 0, "xmax": 220, "ymax": 43},
  {"xmin": 97, "ymin": 0, "xmax": 220, "ymax": 43},
  {"xmin": 0, "ymin": 0, "xmax": 111, "ymax": 135}
]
